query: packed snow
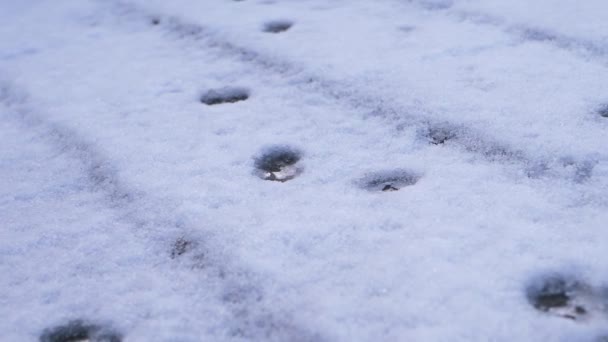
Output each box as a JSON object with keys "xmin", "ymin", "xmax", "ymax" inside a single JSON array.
[{"xmin": 1, "ymin": 0, "xmax": 607, "ymax": 341}]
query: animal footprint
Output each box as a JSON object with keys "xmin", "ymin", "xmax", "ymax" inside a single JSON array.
[
  {"xmin": 597, "ymin": 104, "xmax": 608, "ymax": 118},
  {"xmin": 200, "ymin": 87, "xmax": 249, "ymax": 106},
  {"xmin": 263, "ymin": 20, "xmax": 293, "ymax": 33},
  {"xmin": 527, "ymin": 273, "xmax": 607, "ymax": 322},
  {"xmin": 40, "ymin": 320, "xmax": 121, "ymax": 342},
  {"xmin": 358, "ymin": 169, "xmax": 420, "ymax": 192},
  {"xmin": 254, "ymin": 145, "xmax": 303, "ymax": 182}
]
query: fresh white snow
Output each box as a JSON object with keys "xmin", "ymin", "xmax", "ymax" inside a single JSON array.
[{"xmin": 1, "ymin": 0, "xmax": 607, "ymax": 341}]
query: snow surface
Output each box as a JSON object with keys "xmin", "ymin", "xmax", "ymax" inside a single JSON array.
[{"xmin": 1, "ymin": 0, "xmax": 608, "ymax": 341}]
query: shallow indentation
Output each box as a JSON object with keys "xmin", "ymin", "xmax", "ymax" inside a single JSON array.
[
  {"xmin": 40, "ymin": 320, "xmax": 121, "ymax": 342},
  {"xmin": 358, "ymin": 169, "xmax": 420, "ymax": 192},
  {"xmin": 398, "ymin": 25, "xmax": 416, "ymax": 33},
  {"xmin": 263, "ymin": 20, "xmax": 293, "ymax": 33},
  {"xmin": 526, "ymin": 274, "xmax": 591, "ymax": 321},
  {"xmin": 254, "ymin": 145, "xmax": 303, "ymax": 182},
  {"xmin": 222, "ymin": 284, "xmax": 264, "ymax": 305},
  {"xmin": 420, "ymin": 0, "xmax": 453, "ymax": 10},
  {"xmin": 523, "ymin": 28, "xmax": 558, "ymax": 42},
  {"xmin": 200, "ymin": 87, "xmax": 249, "ymax": 105},
  {"xmin": 560, "ymin": 157, "xmax": 596, "ymax": 183},
  {"xmin": 598, "ymin": 104, "xmax": 608, "ymax": 118},
  {"xmin": 424, "ymin": 125, "xmax": 457, "ymax": 145},
  {"xmin": 170, "ymin": 237, "xmax": 196, "ymax": 258}
]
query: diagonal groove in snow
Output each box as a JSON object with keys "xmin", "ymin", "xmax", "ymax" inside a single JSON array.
[
  {"xmin": 1, "ymin": 79, "xmax": 145, "ymax": 217},
  {"xmin": 404, "ymin": 0, "xmax": 608, "ymax": 65},
  {"xmin": 105, "ymin": 0, "xmax": 599, "ymax": 184},
  {"xmin": 0, "ymin": 78, "xmax": 324, "ymax": 341}
]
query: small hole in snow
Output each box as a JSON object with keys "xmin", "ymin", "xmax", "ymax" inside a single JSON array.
[
  {"xmin": 420, "ymin": 0, "xmax": 453, "ymax": 10},
  {"xmin": 263, "ymin": 20, "xmax": 293, "ymax": 33},
  {"xmin": 359, "ymin": 169, "xmax": 420, "ymax": 192},
  {"xmin": 526, "ymin": 274, "xmax": 590, "ymax": 321},
  {"xmin": 598, "ymin": 104, "xmax": 608, "ymax": 118},
  {"xmin": 200, "ymin": 87, "xmax": 249, "ymax": 106},
  {"xmin": 254, "ymin": 146, "xmax": 303, "ymax": 182},
  {"xmin": 40, "ymin": 320, "xmax": 121, "ymax": 342},
  {"xmin": 382, "ymin": 184, "xmax": 399, "ymax": 192},
  {"xmin": 170, "ymin": 237, "xmax": 196, "ymax": 258},
  {"xmin": 426, "ymin": 126, "xmax": 456, "ymax": 145}
]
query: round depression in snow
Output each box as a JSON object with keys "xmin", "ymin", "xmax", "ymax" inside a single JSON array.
[
  {"xmin": 526, "ymin": 274, "xmax": 592, "ymax": 321},
  {"xmin": 40, "ymin": 320, "xmax": 121, "ymax": 342},
  {"xmin": 598, "ymin": 104, "xmax": 608, "ymax": 118},
  {"xmin": 200, "ymin": 87, "xmax": 249, "ymax": 106},
  {"xmin": 254, "ymin": 145, "xmax": 303, "ymax": 182},
  {"xmin": 358, "ymin": 169, "xmax": 420, "ymax": 192},
  {"xmin": 150, "ymin": 17, "xmax": 161, "ymax": 26},
  {"xmin": 262, "ymin": 20, "xmax": 293, "ymax": 33},
  {"xmin": 421, "ymin": 124, "xmax": 457, "ymax": 145},
  {"xmin": 170, "ymin": 237, "xmax": 196, "ymax": 258}
]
